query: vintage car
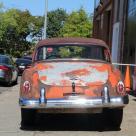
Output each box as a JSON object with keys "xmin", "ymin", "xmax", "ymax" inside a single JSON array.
[
  {"xmin": 19, "ymin": 38, "xmax": 129, "ymax": 127},
  {"xmin": 0, "ymin": 54, "xmax": 18, "ymax": 86}
]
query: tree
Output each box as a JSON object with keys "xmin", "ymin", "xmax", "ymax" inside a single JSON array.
[
  {"xmin": 30, "ymin": 16, "xmax": 44, "ymax": 42},
  {"xmin": 60, "ymin": 8, "xmax": 93, "ymax": 38},
  {"xmin": 47, "ymin": 8, "xmax": 68, "ymax": 38},
  {"xmin": 0, "ymin": 9, "xmax": 32, "ymax": 55},
  {"xmin": 0, "ymin": 8, "xmax": 44, "ymax": 57},
  {"xmin": 0, "ymin": 6, "xmax": 93, "ymax": 57}
]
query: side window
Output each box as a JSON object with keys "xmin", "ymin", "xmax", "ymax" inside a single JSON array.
[{"xmin": 37, "ymin": 47, "xmax": 47, "ymax": 61}]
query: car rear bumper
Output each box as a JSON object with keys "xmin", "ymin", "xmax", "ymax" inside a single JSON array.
[
  {"xmin": 0, "ymin": 77, "xmax": 8, "ymax": 83},
  {"xmin": 0, "ymin": 70, "xmax": 10, "ymax": 83},
  {"xmin": 19, "ymin": 95, "xmax": 129, "ymax": 113}
]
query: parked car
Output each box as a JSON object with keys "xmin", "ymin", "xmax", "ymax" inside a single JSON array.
[
  {"xmin": 19, "ymin": 38, "xmax": 129, "ymax": 127},
  {"xmin": 15, "ymin": 58, "xmax": 32, "ymax": 75},
  {"xmin": 0, "ymin": 54, "xmax": 18, "ymax": 85}
]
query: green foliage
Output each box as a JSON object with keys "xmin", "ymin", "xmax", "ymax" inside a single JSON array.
[
  {"xmin": 60, "ymin": 8, "xmax": 93, "ymax": 37},
  {"xmin": 0, "ymin": 4, "xmax": 93, "ymax": 57},
  {"xmin": 31, "ymin": 16, "xmax": 44, "ymax": 41},
  {"xmin": 59, "ymin": 47, "xmax": 71, "ymax": 58},
  {"xmin": 0, "ymin": 7, "xmax": 44, "ymax": 57},
  {"xmin": 47, "ymin": 8, "xmax": 68, "ymax": 38},
  {"xmin": 58, "ymin": 46, "xmax": 85, "ymax": 58}
]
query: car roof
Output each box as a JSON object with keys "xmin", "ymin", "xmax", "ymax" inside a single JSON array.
[
  {"xmin": 23, "ymin": 56, "xmax": 32, "ymax": 58},
  {"xmin": 36, "ymin": 37, "xmax": 109, "ymax": 49},
  {"xmin": 22, "ymin": 56, "xmax": 32, "ymax": 60},
  {"xmin": 0, "ymin": 54, "xmax": 10, "ymax": 58}
]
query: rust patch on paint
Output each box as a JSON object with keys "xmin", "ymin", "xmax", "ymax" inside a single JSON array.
[
  {"xmin": 91, "ymin": 64, "xmax": 108, "ymax": 72},
  {"xmin": 108, "ymin": 67, "xmax": 121, "ymax": 87},
  {"xmin": 61, "ymin": 80, "xmax": 71, "ymax": 86},
  {"xmin": 85, "ymin": 89, "xmax": 97, "ymax": 97},
  {"xmin": 40, "ymin": 76, "xmax": 47, "ymax": 81},
  {"xmin": 64, "ymin": 69, "xmax": 90, "ymax": 77},
  {"xmin": 86, "ymin": 81, "xmax": 104, "ymax": 86},
  {"xmin": 35, "ymin": 64, "xmax": 53, "ymax": 71},
  {"xmin": 32, "ymin": 72, "xmax": 39, "ymax": 86},
  {"xmin": 46, "ymin": 87, "xmax": 63, "ymax": 99}
]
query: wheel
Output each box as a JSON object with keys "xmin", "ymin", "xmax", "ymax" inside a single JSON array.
[
  {"xmin": 21, "ymin": 108, "xmax": 36, "ymax": 126},
  {"xmin": 104, "ymin": 108, "xmax": 123, "ymax": 128}
]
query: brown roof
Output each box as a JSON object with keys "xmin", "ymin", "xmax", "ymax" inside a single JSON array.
[{"xmin": 36, "ymin": 37, "xmax": 108, "ymax": 48}]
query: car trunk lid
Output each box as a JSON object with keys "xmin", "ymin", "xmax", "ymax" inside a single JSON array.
[{"xmin": 36, "ymin": 61, "xmax": 110, "ymax": 98}]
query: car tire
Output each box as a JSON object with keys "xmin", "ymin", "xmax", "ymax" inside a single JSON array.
[
  {"xmin": 21, "ymin": 108, "xmax": 36, "ymax": 126},
  {"xmin": 104, "ymin": 108, "xmax": 123, "ymax": 128}
]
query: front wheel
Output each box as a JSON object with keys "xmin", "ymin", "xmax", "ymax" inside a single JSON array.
[
  {"xmin": 21, "ymin": 108, "xmax": 36, "ymax": 126},
  {"xmin": 104, "ymin": 108, "xmax": 123, "ymax": 128}
]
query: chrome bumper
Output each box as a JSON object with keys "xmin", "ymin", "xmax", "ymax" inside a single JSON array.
[{"xmin": 19, "ymin": 96, "xmax": 129, "ymax": 113}]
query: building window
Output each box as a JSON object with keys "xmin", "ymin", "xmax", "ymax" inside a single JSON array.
[{"xmin": 116, "ymin": 0, "xmax": 120, "ymax": 22}]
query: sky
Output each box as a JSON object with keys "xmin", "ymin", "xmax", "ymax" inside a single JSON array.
[{"xmin": 0, "ymin": 0, "xmax": 94, "ymax": 16}]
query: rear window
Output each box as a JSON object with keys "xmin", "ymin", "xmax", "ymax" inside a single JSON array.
[
  {"xmin": 16, "ymin": 59, "xmax": 32, "ymax": 65},
  {"xmin": 36, "ymin": 45, "xmax": 111, "ymax": 62},
  {"xmin": 22, "ymin": 56, "xmax": 32, "ymax": 60}
]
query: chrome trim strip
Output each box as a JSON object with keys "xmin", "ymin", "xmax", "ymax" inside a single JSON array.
[
  {"xmin": 39, "ymin": 88, "xmax": 46, "ymax": 104},
  {"xmin": 19, "ymin": 98, "xmax": 39, "ymax": 106},
  {"xmin": 102, "ymin": 86, "xmax": 110, "ymax": 104},
  {"xmin": 19, "ymin": 96, "xmax": 128, "ymax": 109}
]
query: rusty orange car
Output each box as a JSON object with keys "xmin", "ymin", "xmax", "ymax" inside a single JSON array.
[{"xmin": 19, "ymin": 38, "xmax": 129, "ymax": 127}]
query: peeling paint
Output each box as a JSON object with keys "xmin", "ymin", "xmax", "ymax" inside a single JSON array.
[
  {"xmin": 20, "ymin": 38, "xmax": 126, "ymax": 99},
  {"xmin": 38, "ymin": 62, "xmax": 108, "ymax": 86}
]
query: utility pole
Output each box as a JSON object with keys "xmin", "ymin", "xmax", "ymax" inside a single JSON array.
[{"xmin": 43, "ymin": 0, "xmax": 48, "ymax": 39}]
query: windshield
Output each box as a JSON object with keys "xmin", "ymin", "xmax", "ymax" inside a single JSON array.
[{"xmin": 36, "ymin": 45, "xmax": 110, "ymax": 62}]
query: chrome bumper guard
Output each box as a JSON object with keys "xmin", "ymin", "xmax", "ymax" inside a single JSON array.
[{"xmin": 19, "ymin": 95, "xmax": 129, "ymax": 110}]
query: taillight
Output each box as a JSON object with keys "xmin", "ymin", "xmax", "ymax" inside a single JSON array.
[
  {"xmin": 0, "ymin": 66, "xmax": 10, "ymax": 71},
  {"xmin": 117, "ymin": 81, "xmax": 125, "ymax": 94},
  {"xmin": 23, "ymin": 81, "xmax": 31, "ymax": 93}
]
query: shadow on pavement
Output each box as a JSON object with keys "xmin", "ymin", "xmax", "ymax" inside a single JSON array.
[
  {"xmin": 128, "ymin": 90, "xmax": 136, "ymax": 97},
  {"xmin": 20, "ymin": 113, "xmax": 121, "ymax": 132},
  {"xmin": 0, "ymin": 82, "xmax": 18, "ymax": 87}
]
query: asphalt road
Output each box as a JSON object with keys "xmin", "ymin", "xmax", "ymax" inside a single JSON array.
[{"xmin": 0, "ymin": 78, "xmax": 136, "ymax": 136}]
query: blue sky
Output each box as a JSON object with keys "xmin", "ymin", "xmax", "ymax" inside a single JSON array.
[{"xmin": 0, "ymin": 0, "xmax": 94, "ymax": 16}]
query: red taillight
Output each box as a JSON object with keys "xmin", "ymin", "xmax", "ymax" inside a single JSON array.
[
  {"xmin": 117, "ymin": 81, "xmax": 125, "ymax": 93},
  {"xmin": 23, "ymin": 81, "xmax": 31, "ymax": 93},
  {"xmin": 0, "ymin": 66, "xmax": 10, "ymax": 71}
]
